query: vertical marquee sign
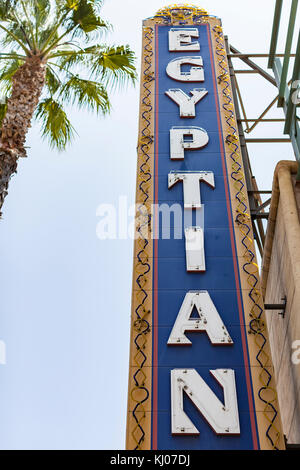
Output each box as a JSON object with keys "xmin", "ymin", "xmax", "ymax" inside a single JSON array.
[{"xmin": 126, "ymin": 5, "xmax": 284, "ymax": 451}]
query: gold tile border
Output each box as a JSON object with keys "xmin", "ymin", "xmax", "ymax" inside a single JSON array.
[{"xmin": 126, "ymin": 20, "xmax": 156, "ymax": 450}]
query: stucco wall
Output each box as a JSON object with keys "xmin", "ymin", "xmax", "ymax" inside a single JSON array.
[{"xmin": 262, "ymin": 162, "xmax": 300, "ymax": 444}]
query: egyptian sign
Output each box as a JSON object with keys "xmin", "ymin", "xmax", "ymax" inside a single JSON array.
[{"xmin": 126, "ymin": 7, "xmax": 284, "ymax": 451}]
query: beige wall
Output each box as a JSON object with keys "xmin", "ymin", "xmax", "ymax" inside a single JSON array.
[{"xmin": 262, "ymin": 161, "xmax": 300, "ymax": 445}]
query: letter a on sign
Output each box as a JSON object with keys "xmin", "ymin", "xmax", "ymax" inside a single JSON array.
[
  {"xmin": 171, "ymin": 369, "xmax": 240, "ymax": 435},
  {"xmin": 168, "ymin": 291, "xmax": 233, "ymax": 345}
]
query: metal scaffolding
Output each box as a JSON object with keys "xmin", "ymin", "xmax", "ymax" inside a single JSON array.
[{"xmin": 226, "ymin": 0, "xmax": 300, "ymax": 256}]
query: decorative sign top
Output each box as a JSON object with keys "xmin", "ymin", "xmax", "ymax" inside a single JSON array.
[
  {"xmin": 155, "ymin": 4, "xmax": 209, "ymax": 23},
  {"xmin": 156, "ymin": 4, "xmax": 208, "ymax": 16}
]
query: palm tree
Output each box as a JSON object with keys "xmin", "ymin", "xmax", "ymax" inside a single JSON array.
[{"xmin": 0, "ymin": 0, "xmax": 136, "ymax": 216}]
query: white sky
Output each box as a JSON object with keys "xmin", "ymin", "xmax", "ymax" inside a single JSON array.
[{"xmin": 0, "ymin": 0, "xmax": 298, "ymax": 449}]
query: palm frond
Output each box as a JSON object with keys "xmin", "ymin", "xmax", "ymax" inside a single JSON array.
[
  {"xmin": 35, "ymin": 97, "xmax": 75, "ymax": 150},
  {"xmin": 32, "ymin": 0, "xmax": 51, "ymax": 27},
  {"xmin": 60, "ymin": 0, "xmax": 110, "ymax": 41},
  {"xmin": 45, "ymin": 66, "xmax": 62, "ymax": 95},
  {"xmin": 88, "ymin": 44, "xmax": 137, "ymax": 90},
  {"xmin": 37, "ymin": 24, "xmax": 60, "ymax": 51},
  {"xmin": 0, "ymin": 22, "xmax": 35, "ymax": 56},
  {"xmin": 0, "ymin": 56, "xmax": 24, "ymax": 95},
  {"xmin": 50, "ymin": 44, "xmax": 137, "ymax": 90},
  {"xmin": 60, "ymin": 74, "xmax": 110, "ymax": 114},
  {"xmin": 0, "ymin": 0, "xmax": 18, "ymax": 20},
  {"xmin": 0, "ymin": 98, "xmax": 7, "ymax": 127},
  {"xmin": 72, "ymin": 0, "xmax": 104, "ymax": 31},
  {"xmin": 50, "ymin": 47, "xmax": 87, "ymax": 69}
]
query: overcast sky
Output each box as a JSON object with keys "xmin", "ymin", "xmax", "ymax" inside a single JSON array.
[{"xmin": 0, "ymin": 0, "xmax": 298, "ymax": 450}]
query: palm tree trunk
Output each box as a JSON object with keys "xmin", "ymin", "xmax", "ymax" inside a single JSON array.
[{"xmin": 0, "ymin": 56, "xmax": 46, "ymax": 217}]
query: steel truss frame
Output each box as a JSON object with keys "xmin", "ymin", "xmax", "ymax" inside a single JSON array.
[{"xmin": 226, "ymin": 0, "xmax": 300, "ymax": 256}]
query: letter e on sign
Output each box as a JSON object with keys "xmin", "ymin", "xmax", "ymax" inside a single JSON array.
[{"xmin": 169, "ymin": 28, "xmax": 200, "ymax": 52}]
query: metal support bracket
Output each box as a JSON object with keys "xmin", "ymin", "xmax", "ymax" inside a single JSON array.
[
  {"xmin": 264, "ymin": 296, "xmax": 287, "ymax": 318},
  {"xmin": 250, "ymin": 197, "xmax": 271, "ymax": 219}
]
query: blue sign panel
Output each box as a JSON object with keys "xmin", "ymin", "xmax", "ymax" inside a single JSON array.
[{"xmin": 151, "ymin": 24, "xmax": 259, "ymax": 450}]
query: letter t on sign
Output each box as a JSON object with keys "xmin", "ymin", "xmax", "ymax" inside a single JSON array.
[{"xmin": 168, "ymin": 171, "xmax": 215, "ymax": 209}]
